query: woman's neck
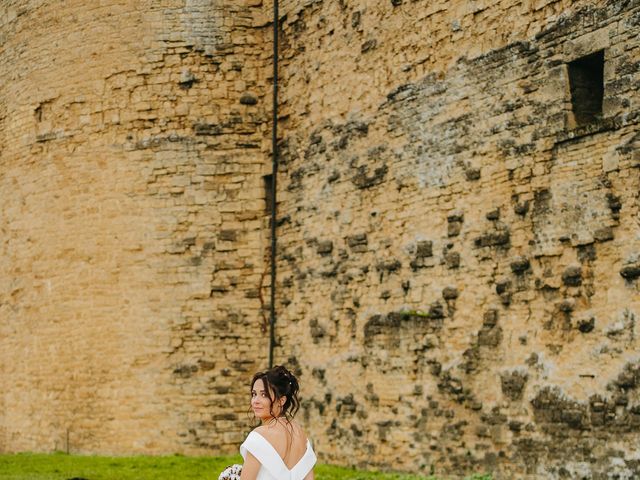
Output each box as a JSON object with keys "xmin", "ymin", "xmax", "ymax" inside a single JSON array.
[{"xmin": 262, "ymin": 415, "xmax": 288, "ymax": 426}]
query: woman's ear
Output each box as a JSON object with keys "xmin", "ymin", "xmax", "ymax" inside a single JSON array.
[{"xmin": 279, "ymin": 396, "xmax": 287, "ymax": 407}]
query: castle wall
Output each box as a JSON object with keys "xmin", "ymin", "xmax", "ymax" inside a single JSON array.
[
  {"xmin": 0, "ymin": 0, "xmax": 270, "ymax": 454},
  {"xmin": 1, "ymin": 0, "xmax": 639, "ymax": 477},
  {"xmin": 274, "ymin": 0, "xmax": 640, "ymax": 478}
]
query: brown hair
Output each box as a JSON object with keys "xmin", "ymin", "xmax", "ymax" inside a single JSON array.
[{"xmin": 250, "ymin": 365, "xmax": 300, "ymax": 421}]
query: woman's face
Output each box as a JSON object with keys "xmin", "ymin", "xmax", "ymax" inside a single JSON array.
[{"xmin": 251, "ymin": 378, "xmax": 284, "ymax": 422}]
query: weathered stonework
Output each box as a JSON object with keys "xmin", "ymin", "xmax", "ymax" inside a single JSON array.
[
  {"xmin": 0, "ymin": 0, "xmax": 272, "ymax": 455},
  {"xmin": 275, "ymin": 0, "xmax": 640, "ymax": 478},
  {"xmin": 1, "ymin": 1, "xmax": 639, "ymax": 479}
]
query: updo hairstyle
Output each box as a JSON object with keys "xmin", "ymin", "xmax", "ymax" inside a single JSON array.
[{"xmin": 250, "ymin": 365, "xmax": 300, "ymax": 420}]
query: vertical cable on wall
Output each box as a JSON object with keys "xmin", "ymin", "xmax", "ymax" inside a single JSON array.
[{"xmin": 269, "ymin": 0, "xmax": 279, "ymax": 368}]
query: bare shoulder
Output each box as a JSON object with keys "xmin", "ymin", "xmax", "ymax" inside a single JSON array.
[
  {"xmin": 253, "ymin": 423, "xmax": 280, "ymax": 439},
  {"xmin": 290, "ymin": 420, "xmax": 308, "ymax": 440},
  {"xmin": 253, "ymin": 425, "xmax": 267, "ymax": 433},
  {"xmin": 255, "ymin": 420, "xmax": 308, "ymax": 442}
]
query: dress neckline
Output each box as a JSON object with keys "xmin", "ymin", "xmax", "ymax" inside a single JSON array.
[{"xmin": 249, "ymin": 430, "xmax": 311, "ymax": 471}]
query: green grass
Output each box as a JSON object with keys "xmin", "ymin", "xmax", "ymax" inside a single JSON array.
[{"xmin": 0, "ymin": 453, "xmax": 491, "ymax": 480}]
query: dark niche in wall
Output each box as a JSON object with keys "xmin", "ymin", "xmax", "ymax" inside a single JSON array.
[
  {"xmin": 264, "ymin": 174, "xmax": 274, "ymax": 215},
  {"xmin": 568, "ymin": 50, "xmax": 604, "ymax": 126}
]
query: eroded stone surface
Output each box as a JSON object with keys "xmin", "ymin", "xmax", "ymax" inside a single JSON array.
[
  {"xmin": 0, "ymin": 0, "xmax": 270, "ymax": 456},
  {"xmin": 275, "ymin": 1, "xmax": 640, "ymax": 478},
  {"xmin": 1, "ymin": 1, "xmax": 639, "ymax": 479}
]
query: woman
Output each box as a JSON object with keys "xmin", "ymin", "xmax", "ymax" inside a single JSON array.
[{"xmin": 219, "ymin": 366, "xmax": 316, "ymax": 480}]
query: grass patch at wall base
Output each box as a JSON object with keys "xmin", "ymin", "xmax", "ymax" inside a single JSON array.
[{"xmin": 0, "ymin": 453, "xmax": 490, "ymax": 480}]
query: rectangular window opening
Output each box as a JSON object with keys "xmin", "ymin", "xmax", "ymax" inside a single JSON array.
[
  {"xmin": 263, "ymin": 174, "xmax": 273, "ymax": 216},
  {"xmin": 568, "ymin": 50, "xmax": 604, "ymax": 126}
]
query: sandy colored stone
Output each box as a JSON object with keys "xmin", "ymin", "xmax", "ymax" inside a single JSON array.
[{"xmin": 1, "ymin": 1, "xmax": 640, "ymax": 479}]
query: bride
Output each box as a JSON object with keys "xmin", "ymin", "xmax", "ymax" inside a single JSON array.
[{"xmin": 219, "ymin": 366, "xmax": 316, "ymax": 480}]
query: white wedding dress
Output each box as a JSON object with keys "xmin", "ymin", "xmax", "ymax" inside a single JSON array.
[{"xmin": 239, "ymin": 431, "xmax": 317, "ymax": 480}]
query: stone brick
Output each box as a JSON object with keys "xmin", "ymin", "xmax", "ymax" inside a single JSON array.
[
  {"xmin": 620, "ymin": 262, "xmax": 640, "ymax": 281},
  {"xmin": 562, "ymin": 265, "xmax": 583, "ymax": 286},
  {"xmin": 500, "ymin": 370, "xmax": 528, "ymax": 401}
]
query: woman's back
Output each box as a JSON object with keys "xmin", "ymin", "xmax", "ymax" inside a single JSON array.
[
  {"xmin": 255, "ymin": 420, "xmax": 308, "ymax": 469},
  {"xmin": 240, "ymin": 420, "xmax": 315, "ymax": 480}
]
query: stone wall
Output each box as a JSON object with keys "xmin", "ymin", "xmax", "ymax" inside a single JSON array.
[
  {"xmin": 1, "ymin": 0, "xmax": 639, "ymax": 478},
  {"xmin": 274, "ymin": 0, "xmax": 640, "ymax": 478},
  {"xmin": 0, "ymin": 0, "xmax": 270, "ymax": 455}
]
